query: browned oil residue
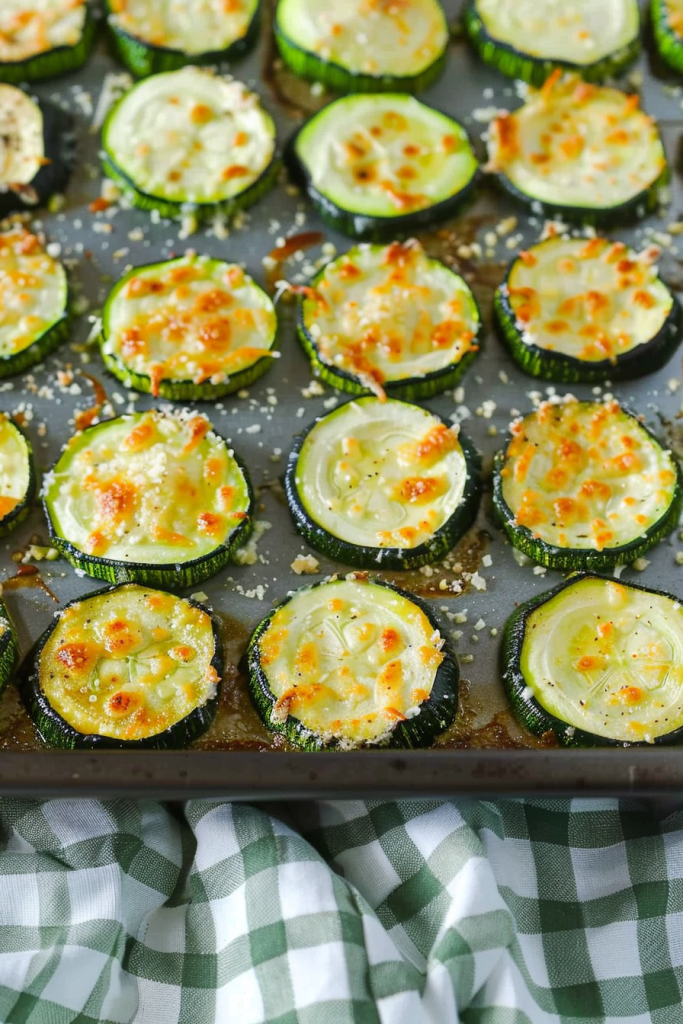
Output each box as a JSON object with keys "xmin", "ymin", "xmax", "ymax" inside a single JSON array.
[
  {"xmin": 265, "ymin": 230, "xmax": 325, "ymax": 293},
  {"xmin": 261, "ymin": 0, "xmax": 329, "ymax": 117},
  {"xmin": 435, "ymin": 678, "xmax": 556, "ymax": 750},
  {"xmin": 2, "ymin": 564, "xmax": 59, "ymax": 602},
  {"xmin": 377, "ymin": 528, "xmax": 490, "ymax": 598},
  {"xmin": 418, "ymin": 215, "xmax": 508, "ymax": 315},
  {"xmin": 74, "ymin": 372, "xmax": 108, "ymax": 431},
  {"xmin": 0, "ymin": 685, "xmax": 42, "ymax": 750}
]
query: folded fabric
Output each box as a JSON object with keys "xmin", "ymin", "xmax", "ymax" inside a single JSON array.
[{"xmin": 0, "ymin": 797, "xmax": 680, "ymax": 1023}]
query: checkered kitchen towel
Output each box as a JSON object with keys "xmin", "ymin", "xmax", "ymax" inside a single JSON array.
[{"xmin": 0, "ymin": 798, "xmax": 680, "ymax": 1023}]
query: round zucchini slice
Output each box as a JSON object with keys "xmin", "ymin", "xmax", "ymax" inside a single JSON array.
[
  {"xmin": 247, "ymin": 576, "xmax": 458, "ymax": 750},
  {"xmin": 102, "ymin": 67, "xmax": 278, "ymax": 222},
  {"xmin": 495, "ymin": 236, "xmax": 682, "ymax": 383},
  {"xmin": 503, "ymin": 574, "xmax": 683, "ymax": 747},
  {"xmin": 43, "ymin": 410, "xmax": 254, "ymax": 587},
  {"xmin": 0, "ymin": 0, "xmax": 95, "ymax": 84},
  {"xmin": 652, "ymin": 0, "xmax": 683, "ymax": 75},
  {"xmin": 287, "ymin": 94, "xmax": 478, "ymax": 241},
  {"xmin": 105, "ymin": 0, "xmax": 260, "ymax": 79},
  {"xmin": 493, "ymin": 399, "xmax": 683, "ymax": 571},
  {"xmin": 464, "ymin": 0, "xmax": 640, "ymax": 86},
  {"xmin": 487, "ymin": 76, "xmax": 668, "ymax": 225},
  {"xmin": 274, "ymin": 0, "xmax": 449, "ymax": 94},
  {"xmin": 20, "ymin": 583, "xmax": 222, "ymax": 749},
  {"xmin": 0, "ymin": 228, "xmax": 69, "ymax": 378},
  {"xmin": 285, "ymin": 396, "xmax": 481, "ymax": 570},
  {"xmin": 101, "ymin": 255, "xmax": 277, "ymax": 401},
  {"xmin": 0, "ymin": 84, "xmax": 73, "ymax": 216},
  {"xmin": 298, "ymin": 240, "xmax": 480, "ymax": 401},
  {"xmin": 0, "ymin": 413, "xmax": 36, "ymax": 538}
]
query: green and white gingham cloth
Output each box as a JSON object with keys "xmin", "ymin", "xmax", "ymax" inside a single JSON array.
[{"xmin": 0, "ymin": 798, "xmax": 681, "ymax": 1023}]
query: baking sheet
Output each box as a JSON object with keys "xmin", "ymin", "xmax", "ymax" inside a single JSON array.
[{"xmin": 1, "ymin": 0, "xmax": 683, "ymax": 793}]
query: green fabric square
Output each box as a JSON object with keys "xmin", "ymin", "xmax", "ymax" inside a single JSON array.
[
  {"xmin": 550, "ymin": 980, "xmax": 604, "ymax": 1018},
  {"xmin": 242, "ymin": 836, "xmax": 279, "ymax": 879},
  {"xmin": 537, "ymin": 899, "xmax": 584, "ymax": 934},
  {"xmin": 643, "ymin": 969, "xmax": 682, "ymax": 1011},
  {"xmin": 369, "ymin": 804, "xmax": 406, "ymax": 840},
  {"xmin": 633, "ymin": 881, "xmax": 669, "ymax": 920},
  {"xmin": 524, "ymin": 806, "xmax": 570, "ymax": 847},
  {"xmin": 250, "ymin": 920, "xmax": 287, "ymax": 968},
  {"xmin": 384, "ymin": 863, "xmax": 443, "ymax": 924}
]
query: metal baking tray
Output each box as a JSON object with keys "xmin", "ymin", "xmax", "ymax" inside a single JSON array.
[{"xmin": 2, "ymin": 0, "xmax": 683, "ymax": 796}]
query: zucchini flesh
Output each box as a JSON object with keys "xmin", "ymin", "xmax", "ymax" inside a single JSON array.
[
  {"xmin": 275, "ymin": 0, "xmax": 448, "ymax": 93},
  {"xmin": 102, "ymin": 68, "xmax": 278, "ymax": 220},
  {"xmin": 290, "ymin": 94, "xmax": 478, "ymax": 240},
  {"xmin": 106, "ymin": 0, "xmax": 259, "ymax": 78},
  {"xmin": 101, "ymin": 255, "xmax": 277, "ymax": 400},
  {"xmin": 0, "ymin": 0, "xmax": 94, "ymax": 83},
  {"xmin": 0, "ymin": 86, "xmax": 73, "ymax": 216},
  {"xmin": 298, "ymin": 240, "xmax": 480, "ymax": 400},
  {"xmin": 285, "ymin": 396, "xmax": 481, "ymax": 570},
  {"xmin": 43, "ymin": 410, "xmax": 253, "ymax": 587},
  {"xmin": 487, "ymin": 76, "xmax": 668, "ymax": 224},
  {"xmin": 493, "ymin": 399, "xmax": 682, "ymax": 571},
  {"xmin": 0, "ymin": 228, "xmax": 69, "ymax": 377},
  {"xmin": 22, "ymin": 583, "xmax": 222, "ymax": 749},
  {"xmin": 653, "ymin": 0, "xmax": 683, "ymax": 74},
  {"xmin": 0, "ymin": 413, "xmax": 36, "ymax": 537},
  {"xmin": 496, "ymin": 236, "xmax": 681, "ymax": 383},
  {"xmin": 465, "ymin": 0, "xmax": 640, "ymax": 85},
  {"xmin": 247, "ymin": 576, "xmax": 458, "ymax": 750},
  {"xmin": 503, "ymin": 574, "xmax": 683, "ymax": 746}
]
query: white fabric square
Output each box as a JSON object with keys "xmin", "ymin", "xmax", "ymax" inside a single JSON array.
[
  {"xmin": 571, "ymin": 842, "xmax": 632, "ymax": 902},
  {"xmin": 667, "ymin": 911, "xmax": 683, "ymax": 968},
  {"xmin": 4, "ymin": 832, "xmax": 36, "ymax": 855},
  {"xmin": 334, "ymin": 840, "xmax": 402, "ymax": 908},
  {"xmin": 361, "ymin": 911, "xmax": 404, "ymax": 968},
  {"xmin": 421, "ymin": 959, "xmax": 457, "ymax": 1024},
  {"xmin": 446, "ymin": 856, "xmax": 507, "ymax": 920},
  {"xmin": 210, "ymin": 885, "xmax": 250, "ymax": 950},
  {"xmin": 0, "ymin": 950, "xmax": 33, "ymax": 993},
  {"xmin": 278, "ymin": 860, "xmax": 338, "ymax": 921},
  {"xmin": 142, "ymin": 904, "xmax": 187, "ymax": 954},
  {"xmin": 192, "ymin": 805, "xmax": 241, "ymax": 871},
  {"xmin": 376, "ymin": 990, "xmax": 426, "ymax": 1024},
  {"xmin": 0, "ymin": 874, "xmax": 40, "ymax": 926},
  {"xmin": 42, "ymin": 800, "xmax": 114, "ymax": 846},
  {"xmin": 478, "ymin": 957, "xmax": 559, "ymax": 1024},
  {"xmin": 585, "ymin": 920, "xmax": 641, "ymax": 981},
  {"xmin": 215, "ymin": 969, "xmax": 264, "ymax": 1024},
  {"xmin": 132, "ymin": 978, "xmax": 182, "ymax": 1024},
  {"xmin": 288, "ymin": 941, "xmax": 350, "ymax": 1008},
  {"xmin": 404, "ymin": 806, "xmax": 461, "ymax": 862},
  {"xmin": 67, "ymin": 865, "xmax": 120, "ymax": 926},
  {"xmin": 40, "ymin": 946, "xmax": 109, "ymax": 1012},
  {"xmin": 663, "ymin": 831, "xmax": 683, "ymax": 881},
  {"xmin": 95, "ymin": 965, "xmax": 140, "ymax": 1024},
  {"xmin": 516, "ymin": 931, "xmax": 550, "ymax": 988},
  {"xmin": 122, "ymin": 875, "xmax": 169, "ymax": 937},
  {"xmin": 139, "ymin": 804, "xmax": 182, "ymax": 866},
  {"xmin": 479, "ymin": 831, "xmax": 540, "ymax": 899}
]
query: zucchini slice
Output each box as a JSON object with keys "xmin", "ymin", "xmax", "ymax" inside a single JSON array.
[
  {"xmin": 246, "ymin": 576, "xmax": 458, "ymax": 750},
  {"xmin": 43, "ymin": 410, "xmax": 254, "ymax": 587},
  {"xmin": 502, "ymin": 574, "xmax": 683, "ymax": 747},
  {"xmin": 487, "ymin": 76, "xmax": 668, "ymax": 225},
  {"xmin": 106, "ymin": 0, "xmax": 260, "ymax": 79},
  {"xmin": 285, "ymin": 396, "xmax": 481, "ymax": 570},
  {"xmin": 493, "ymin": 399, "xmax": 683, "ymax": 571},
  {"xmin": 0, "ymin": 228, "xmax": 69, "ymax": 377},
  {"xmin": 298, "ymin": 240, "xmax": 480, "ymax": 401},
  {"xmin": 274, "ymin": 0, "xmax": 449, "ymax": 94},
  {"xmin": 0, "ymin": 85, "xmax": 73, "ymax": 216},
  {"xmin": 0, "ymin": 413, "xmax": 36, "ymax": 538},
  {"xmin": 102, "ymin": 67, "xmax": 278, "ymax": 222},
  {"xmin": 495, "ymin": 236, "xmax": 682, "ymax": 383},
  {"xmin": 101, "ymin": 255, "xmax": 277, "ymax": 401},
  {"xmin": 288, "ymin": 94, "xmax": 478, "ymax": 241},
  {"xmin": 0, "ymin": 0, "xmax": 95, "ymax": 83},
  {"xmin": 0, "ymin": 598, "xmax": 17, "ymax": 696},
  {"xmin": 464, "ymin": 0, "xmax": 640, "ymax": 86},
  {"xmin": 21, "ymin": 583, "xmax": 222, "ymax": 749},
  {"xmin": 653, "ymin": 0, "xmax": 683, "ymax": 73}
]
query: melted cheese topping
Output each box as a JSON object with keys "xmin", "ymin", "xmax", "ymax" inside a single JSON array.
[
  {"xmin": 259, "ymin": 578, "xmax": 444, "ymax": 745},
  {"xmin": 296, "ymin": 397, "xmax": 468, "ymax": 553},
  {"xmin": 103, "ymin": 256, "xmax": 276, "ymax": 392},
  {"xmin": 504, "ymin": 236, "xmax": 673, "ymax": 362},
  {"xmin": 39, "ymin": 584, "xmax": 218, "ymax": 741},
  {"xmin": 0, "ymin": 0, "xmax": 87, "ymax": 62},
  {"xmin": 277, "ymin": 0, "xmax": 448, "ymax": 77},
  {"xmin": 45, "ymin": 410, "xmax": 250, "ymax": 564},
  {"xmin": 105, "ymin": 68, "xmax": 276, "ymax": 206},
  {"xmin": 0, "ymin": 228, "xmax": 66, "ymax": 358},
  {"xmin": 665, "ymin": 0, "xmax": 683, "ymax": 37},
  {"xmin": 0, "ymin": 415, "xmax": 30, "ymax": 521},
  {"xmin": 521, "ymin": 577, "xmax": 683, "ymax": 743},
  {"xmin": 501, "ymin": 400, "xmax": 678, "ymax": 552},
  {"xmin": 475, "ymin": 0, "xmax": 639, "ymax": 66},
  {"xmin": 302, "ymin": 241, "xmax": 479, "ymax": 391},
  {"xmin": 488, "ymin": 76, "xmax": 666, "ymax": 211},
  {"xmin": 108, "ymin": 0, "xmax": 257, "ymax": 55},
  {"xmin": 0, "ymin": 85, "xmax": 44, "ymax": 187},
  {"xmin": 296, "ymin": 94, "xmax": 478, "ymax": 219}
]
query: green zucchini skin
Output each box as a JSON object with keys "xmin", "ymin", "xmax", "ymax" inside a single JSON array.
[
  {"xmin": 284, "ymin": 126, "xmax": 478, "ymax": 243},
  {"xmin": 105, "ymin": 3, "xmax": 261, "ymax": 78},
  {"xmin": 0, "ymin": 5, "xmax": 96, "ymax": 84},
  {"xmin": 245, "ymin": 577, "xmax": 459, "ymax": 751},
  {"xmin": 494, "ymin": 274, "xmax": 683, "ymax": 385},
  {"xmin": 0, "ymin": 600, "xmax": 18, "ymax": 697},
  {"xmin": 19, "ymin": 585, "xmax": 223, "ymax": 750},
  {"xmin": 0, "ymin": 312, "xmax": 70, "ymax": 380},
  {"xmin": 652, "ymin": 0, "xmax": 683, "ymax": 74},
  {"xmin": 0, "ymin": 98, "xmax": 73, "ymax": 218},
  {"xmin": 463, "ymin": 1, "xmax": 640, "ymax": 86},
  {"xmin": 502, "ymin": 573, "xmax": 683, "ymax": 748},
  {"xmin": 285, "ymin": 403, "xmax": 482, "ymax": 571},
  {"xmin": 0, "ymin": 420, "xmax": 37, "ymax": 539},
  {"xmin": 492, "ymin": 412, "xmax": 683, "ymax": 572}
]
